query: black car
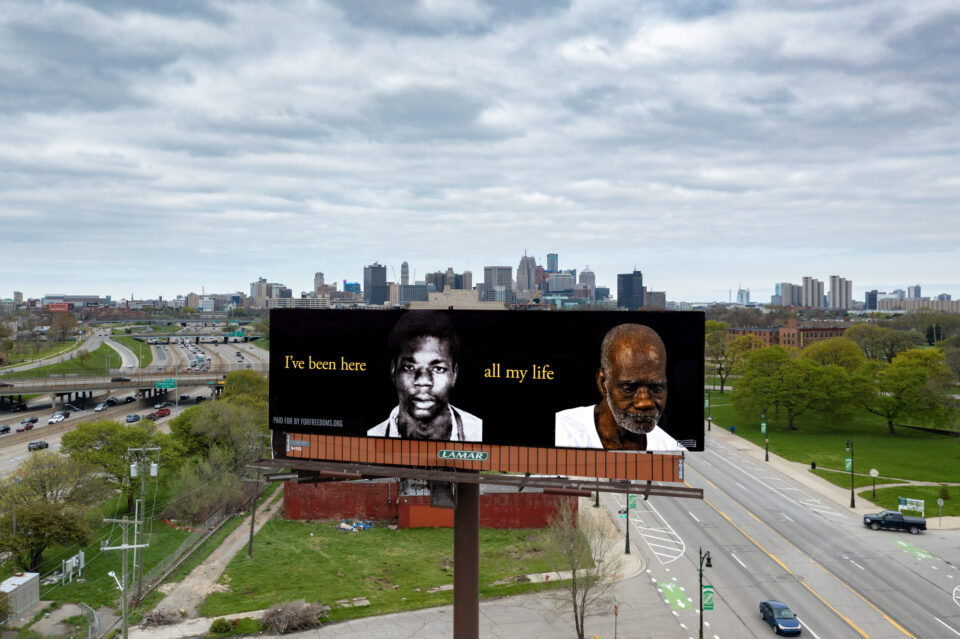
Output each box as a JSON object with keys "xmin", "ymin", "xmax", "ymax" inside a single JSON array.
[
  {"xmin": 123, "ymin": 396, "xmax": 136, "ymax": 404},
  {"xmin": 21, "ymin": 416, "xmax": 39, "ymax": 425},
  {"xmin": 0, "ymin": 425, "xmax": 10, "ymax": 435},
  {"xmin": 111, "ymin": 376, "xmax": 131, "ymax": 382},
  {"xmin": 759, "ymin": 600, "xmax": 801, "ymax": 635},
  {"xmin": 27, "ymin": 440, "xmax": 50, "ymax": 451},
  {"xmin": 11, "ymin": 403, "xmax": 28, "ymax": 412},
  {"xmin": 106, "ymin": 396, "xmax": 120, "ymax": 406}
]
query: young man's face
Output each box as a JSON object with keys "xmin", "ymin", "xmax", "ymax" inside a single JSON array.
[
  {"xmin": 392, "ymin": 336, "xmax": 458, "ymax": 422},
  {"xmin": 598, "ymin": 336, "xmax": 668, "ymax": 435}
]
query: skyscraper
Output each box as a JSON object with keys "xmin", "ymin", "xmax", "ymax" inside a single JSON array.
[
  {"xmin": 401, "ymin": 262, "xmax": 409, "ymax": 286},
  {"xmin": 483, "ymin": 266, "xmax": 513, "ymax": 302},
  {"xmin": 802, "ymin": 276, "xmax": 824, "ymax": 308},
  {"xmin": 363, "ymin": 263, "xmax": 388, "ymax": 306},
  {"xmin": 907, "ymin": 284, "xmax": 921, "ymax": 299},
  {"xmin": 578, "ymin": 267, "xmax": 596, "ymax": 296},
  {"xmin": 546, "ymin": 253, "xmax": 558, "ymax": 273},
  {"xmin": 516, "ymin": 252, "xmax": 537, "ymax": 291},
  {"xmin": 828, "ymin": 275, "xmax": 852, "ymax": 310},
  {"xmin": 865, "ymin": 290, "xmax": 878, "ymax": 310},
  {"xmin": 617, "ymin": 270, "xmax": 644, "ymax": 310},
  {"xmin": 314, "ymin": 272, "xmax": 325, "ymax": 295}
]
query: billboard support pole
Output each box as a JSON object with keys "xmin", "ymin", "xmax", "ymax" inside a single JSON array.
[{"xmin": 454, "ymin": 481, "xmax": 479, "ymax": 639}]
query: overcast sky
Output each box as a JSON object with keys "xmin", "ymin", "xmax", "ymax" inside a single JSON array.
[{"xmin": 2, "ymin": 0, "xmax": 958, "ymax": 303}]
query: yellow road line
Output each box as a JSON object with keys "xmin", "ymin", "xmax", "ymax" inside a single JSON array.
[{"xmin": 689, "ymin": 473, "xmax": 916, "ymax": 639}]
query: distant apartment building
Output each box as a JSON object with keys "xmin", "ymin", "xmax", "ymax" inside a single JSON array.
[
  {"xmin": 802, "ymin": 277, "xmax": 825, "ymax": 308},
  {"xmin": 877, "ymin": 298, "xmax": 960, "ymax": 314},
  {"xmin": 772, "ymin": 282, "xmax": 802, "ymax": 307},
  {"xmin": 736, "ymin": 288, "xmax": 750, "ymax": 305},
  {"xmin": 547, "ymin": 270, "xmax": 576, "ymax": 292},
  {"xmin": 643, "ymin": 289, "xmax": 667, "ymax": 309},
  {"xmin": 828, "ymin": 275, "xmax": 853, "ymax": 310},
  {"xmin": 617, "ymin": 270, "xmax": 644, "ymax": 310},
  {"xmin": 483, "ymin": 266, "xmax": 513, "ymax": 303},
  {"xmin": 907, "ymin": 284, "xmax": 922, "ymax": 299},
  {"xmin": 865, "ymin": 290, "xmax": 879, "ymax": 311},
  {"xmin": 728, "ymin": 320, "xmax": 846, "ymax": 348}
]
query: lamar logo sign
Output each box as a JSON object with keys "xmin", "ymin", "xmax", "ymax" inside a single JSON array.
[{"xmin": 438, "ymin": 450, "xmax": 488, "ymax": 462}]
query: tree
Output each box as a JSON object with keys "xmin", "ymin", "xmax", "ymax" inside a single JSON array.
[
  {"xmin": 0, "ymin": 452, "xmax": 109, "ymax": 511},
  {"xmin": 75, "ymin": 348, "xmax": 92, "ymax": 366},
  {"xmin": 726, "ymin": 334, "xmax": 764, "ymax": 376},
  {"xmin": 732, "ymin": 346, "xmax": 850, "ymax": 430},
  {"xmin": 845, "ymin": 324, "xmax": 922, "ymax": 361},
  {"xmin": 0, "ymin": 502, "xmax": 90, "ymax": 571},
  {"xmin": 169, "ymin": 399, "xmax": 266, "ymax": 468},
  {"xmin": 60, "ymin": 420, "xmax": 168, "ymax": 512},
  {"xmin": 704, "ymin": 320, "xmax": 728, "ymax": 337},
  {"xmin": 545, "ymin": 499, "xmax": 620, "ymax": 639},
  {"xmin": 49, "ymin": 312, "xmax": 78, "ymax": 342},
  {"xmin": 223, "ymin": 369, "xmax": 268, "ymax": 404},
  {"xmin": 801, "ymin": 337, "xmax": 867, "ymax": 372},
  {"xmin": 705, "ymin": 331, "xmax": 732, "ymax": 392}
]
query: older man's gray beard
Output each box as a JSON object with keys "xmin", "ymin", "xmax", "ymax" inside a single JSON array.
[{"xmin": 606, "ymin": 392, "xmax": 661, "ymax": 435}]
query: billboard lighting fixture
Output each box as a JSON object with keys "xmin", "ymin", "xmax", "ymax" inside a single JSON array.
[{"xmin": 266, "ymin": 473, "xmax": 299, "ymax": 481}]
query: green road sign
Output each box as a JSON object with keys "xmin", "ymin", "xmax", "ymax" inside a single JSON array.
[
  {"xmin": 628, "ymin": 494, "xmax": 637, "ymax": 509},
  {"xmin": 703, "ymin": 584, "xmax": 714, "ymax": 610},
  {"xmin": 845, "ymin": 458, "xmax": 852, "ymax": 472},
  {"xmin": 619, "ymin": 513, "xmax": 627, "ymax": 519},
  {"xmin": 230, "ymin": 331, "xmax": 245, "ymax": 337},
  {"xmin": 658, "ymin": 582, "xmax": 689, "ymax": 610},
  {"xmin": 761, "ymin": 423, "xmax": 766, "ymax": 434},
  {"xmin": 156, "ymin": 379, "xmax": 176, "ymax": 389}
]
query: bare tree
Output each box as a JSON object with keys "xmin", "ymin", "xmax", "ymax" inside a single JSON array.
[{"xmin": 546, "ymin": 498, "xmax": 621, "ymax": 639}]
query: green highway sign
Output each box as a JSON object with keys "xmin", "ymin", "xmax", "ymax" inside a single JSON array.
[
  {"xmin": 761, "ymin": 423, "xmax": 766, "ymax": 434},
  {"xmin": 628, "ymin": 494, "xmax": 637, "ymax": 509},
  {"xmin": 156, "ymin": 379, "xmax": 176, "ymax": 389},
  {"xmin": 230, "ymin": 331, "xmax": 245, "ymax": 337},
  {"xmin": 703, "ymin": 584, "xmax": 714, "ymax": 610}
]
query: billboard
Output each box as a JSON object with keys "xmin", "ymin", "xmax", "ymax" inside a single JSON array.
[{"xmin": 270, "ymin": 309, "xmax": 703, "ymax": 479}]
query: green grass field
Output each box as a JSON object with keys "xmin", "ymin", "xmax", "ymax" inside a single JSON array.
[
  {"xmin": 1, "ymin": 343, "xmax": 122, "ymax": 379},
  {"xmin": 0, "ymin": 340, "xmax": 80, "ymax": 370},
  {"xmin": 859, "ymin": 485, "xmax": 960, "ymax": 517},
  {"xmin": 199, "ymin": 519, "xmax": 568, "ymax": 623},
  {"xmin": 706, "ymin": 391, "xmax": 960, "ymax": 484},
  {"xmin": 112, "ymin": 335, "xmax": 154, "ymax": 368}
]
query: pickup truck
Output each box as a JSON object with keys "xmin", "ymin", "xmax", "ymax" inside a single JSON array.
[{"xmin": 863, "ymin": 510, "xmax": 926, "ymax": 534}]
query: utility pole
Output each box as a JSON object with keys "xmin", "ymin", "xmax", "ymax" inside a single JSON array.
[
  {"xmin": 698, "ymin": 547, "xmax": 712, "ymax": 639},
  {"xmin": 102, "ymin": 517, "xmax": 148, "ymax": 639},
  {"xmin": 244, "ymin": 435, "xmax": 269, "ymax": 558},
  {"xmin": 846, "ymin": 439, "xmax": 855, "ymax": 508},
  {"xmin": 128, "ymin": 446, "xmax": 160, "ymax": 600}
]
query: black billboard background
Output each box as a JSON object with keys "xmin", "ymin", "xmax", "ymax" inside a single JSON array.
[{"xmin": 269, "ymin": 309, "xmax": 705, "ymax": 451}]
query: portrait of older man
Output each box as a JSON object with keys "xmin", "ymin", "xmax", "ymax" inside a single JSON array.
[
  {"xmin": 368, "ymin": 311, "xmax": 482, "ymax": 442},
  {"xmin": 555, "ymin": 323, "xmax": 684, "ymax": 451}
]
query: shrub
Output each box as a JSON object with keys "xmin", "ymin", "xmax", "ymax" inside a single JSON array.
[
  {"xmin": 209, "ymin": 618, "xmax": 232, "ymax": 634},
  {"xmin": 260, "ymin": 601, "xmax": 325, "ymax": 635},
  {"xmin": 940, "ymin": 485, "xmax": 950, "ymax": 501}
]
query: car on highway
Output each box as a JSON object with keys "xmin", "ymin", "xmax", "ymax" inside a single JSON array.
[
  {"xmin": 15, "ymin": 422, "xmax": 33, "ymax": 432},
  {"xmin": 154, "ymin": 407, "xmax": 171, "ymax": 418},
  {"xmin": 195, "ymin": 395, "xmax": 207, "ymax": 403},
  {"xmin": 759, "ymin": 600, "xmax": 801, "ymax": 635},
  {"xmin": 106, "ymin": 396, "xmax": 120, "ymax": 406},
  {"xmin": 0, "ymin": 425, "xmax": 10, "ymax": 435},
  {"xmin": 52, "ymin": 410, "xmax": 70, "ymax": 418},
  {"xmin": 0, "ymin": 381, "xmax": 12, "ymax": 387},
  {"xmin": 48, "ymin": 414, "xmax": 66, "ymax": 424},
  {"xmin": 11, "ymin": 402, "xmax": 28, "ymax": 411},
  {"xmin": 122, "ymin": 396, "xmax": 136, "ymax": 404},
  {"xmin": 111, "ymin": 376, "xmax": 131, "ymax": 382},
  {"xmin": 125, "ymin": 414, "xmax": 141, "ymax": 423},
  {"xmin": 21, "ymin": 416, "xmax": 39, "ymax": 426},
  {"xmin": 180, "ymin": 394, "xmax": 190, "ymax": 401},
  {"xmin": 27, "ymin": 440, "xmax": 49, "ymax": 451},
  {"xmin": 154, "ymin": 401, "xmax": 176, "ymax": 409},
  {"xmin": 95, "ymin": 402, "xmax": 110, "ymax": 412}
]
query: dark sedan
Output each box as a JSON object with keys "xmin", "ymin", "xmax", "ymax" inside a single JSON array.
[{"xmin": 760, "ymin": 600, "xmax": 801, "ymax": 635}]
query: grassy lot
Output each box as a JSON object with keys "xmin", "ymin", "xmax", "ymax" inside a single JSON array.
[
  {"xmin": 199, "ymin": 519, "xmax": 568, "ymax": 622},
  {"xmin": 859, "ymin": 485, "xmax": 960, "ymax": 517},
  {"xmin": 811, "ymin": 468, "xmax": 890, "ymax": 490},
  {"xmin": 1, "ymin": 343, "xmax": 121, "ymax": 379},
  {"xmin": 251, "ymin": 337, "xmax": 269, "ymax": 351},
  {"xmin": 706, "ymin": 391, "xmax": 960, "ymax": 484},
  {"xmin": 112, "ymin": 335, "xmax": 154, "ymax": 368},
  {"xmin": 0, "ymin": 340, "xmax": 80, "ymax": 369}
]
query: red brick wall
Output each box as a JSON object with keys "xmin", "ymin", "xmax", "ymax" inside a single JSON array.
[{"xmin": 284, "ymin": 482, "xmax": 575, "ymax": 529}]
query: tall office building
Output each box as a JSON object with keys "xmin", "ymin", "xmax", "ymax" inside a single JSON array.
[
  {"xmin": 865, "ymin": 290, "xmax": 878, "ymax": 310},
  {"xmin": 516, "ymin": 252, "xmax": 537, "ymax": 291},
  {"xmin": 773, "ymin": 282, "xmax": 802, "ymax": 306},
  {"xmin": 313, "ymin": 272, "xmax": 325, "ymax": 294},
  {"xmin": 907, "ymin": 284, "xmax": 921, "ymax": 299},
  {"xmin": 401, "ymin": 262, "xmax": 410, "ymax": 286},
  {"xmin": 617, "ymin": 270, "xmax": 644, "ymax": 310},
  {"xmin": 737, "ymin": 288, "xmax": 750, "ymax": 305},
  {"xmin": 363, "ymin": 263, "xmax": 388, "ymax": 306},
  {"xmin": 578, "ymin": 268, "xmax": 596, "ymax": 295},
  {"xmin": 546, "ymin": 253, "xmax": 558, "ymax": 273},
  {"xmin": 828, "ymin": 275, "xmax": 852, "ymax": 310},
  {"xmin": 802, "ymin": 276, "xmax": 824, "ymax": 308},
  {"xmin": 483, "ymin": 266, "xmax": 513, "ymax": 302}
]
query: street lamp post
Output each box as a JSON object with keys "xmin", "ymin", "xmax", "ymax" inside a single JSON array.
[
  {"xmin": 699, "ymin": 547, "xmax": 712, "ymax": 639},
  {"xmin": 763, "ymin": 408, "xmax": 768, "ymax": 462},
  {"xmin": 846, "ymin": 439, "xmax": 855, "ymax": 508}
]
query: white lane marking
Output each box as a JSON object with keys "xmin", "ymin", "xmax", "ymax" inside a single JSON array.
[
  {"xmin": 688, "ymin": 511, "xmax": 700, "ymax": 523},
  {"xmin": 700, "ymin": 459, "xmax": 713, "ymax": 467},
  {"xmin": 780, "ymin": 512, "xmax": 794, "ymax": 522},
  {"xmin": 953, "ymin": 584, "xmax": 960, "ymax": 609},
  {"xmin": 849, "ymin": 560, "xmax": 865, "ymax": 570},
  {"xmin": 730, "ymin": 553, "xmax": 747, "ymax": 569},
  {"xmin": 735, "ymin": 482, "xmax": 746, "ymax": 490},
  {"xmin": 796, "ymin": 616, "xmax": 822, "ymax": 639},
  {"xmin": 935, "ymin": 616, "xmax": 960, "ymax": 637}
]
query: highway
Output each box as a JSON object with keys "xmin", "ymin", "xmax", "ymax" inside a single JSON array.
[{"xmin": 606, "ymin": 430, "xmax": 960, "ymax": 638}]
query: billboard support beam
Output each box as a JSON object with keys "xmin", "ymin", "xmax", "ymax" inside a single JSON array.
[{"xmin": 454, "ymin": 481, "xmax": 479, "ymax": 639}]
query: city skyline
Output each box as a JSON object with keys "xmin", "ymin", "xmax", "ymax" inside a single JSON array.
[{"xmin": 2, "ymin": 1, "xmax": 958, "ymax": 301}]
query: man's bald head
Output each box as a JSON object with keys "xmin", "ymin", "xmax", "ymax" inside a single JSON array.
[{"xmin": 600, "ymin": 324, "xmax": 666, "ymax": 374}]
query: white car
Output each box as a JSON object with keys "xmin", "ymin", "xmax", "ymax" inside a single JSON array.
[
  {"xmin": 94, "ymin": 402, "xmax": 110, "ymax": 412},
  {"xmin": 48, "ymin": 414, "xmax": 66, "ymax": 424}
]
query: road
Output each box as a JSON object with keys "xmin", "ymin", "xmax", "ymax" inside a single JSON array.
[{"xmin": 610, "ymin": 427, "xmax": 960, "ymax": 638}]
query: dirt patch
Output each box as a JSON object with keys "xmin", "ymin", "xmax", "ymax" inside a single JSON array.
[{"xmin": 29, "ymin": 602, "xmax": 86, "ymax": 637}]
